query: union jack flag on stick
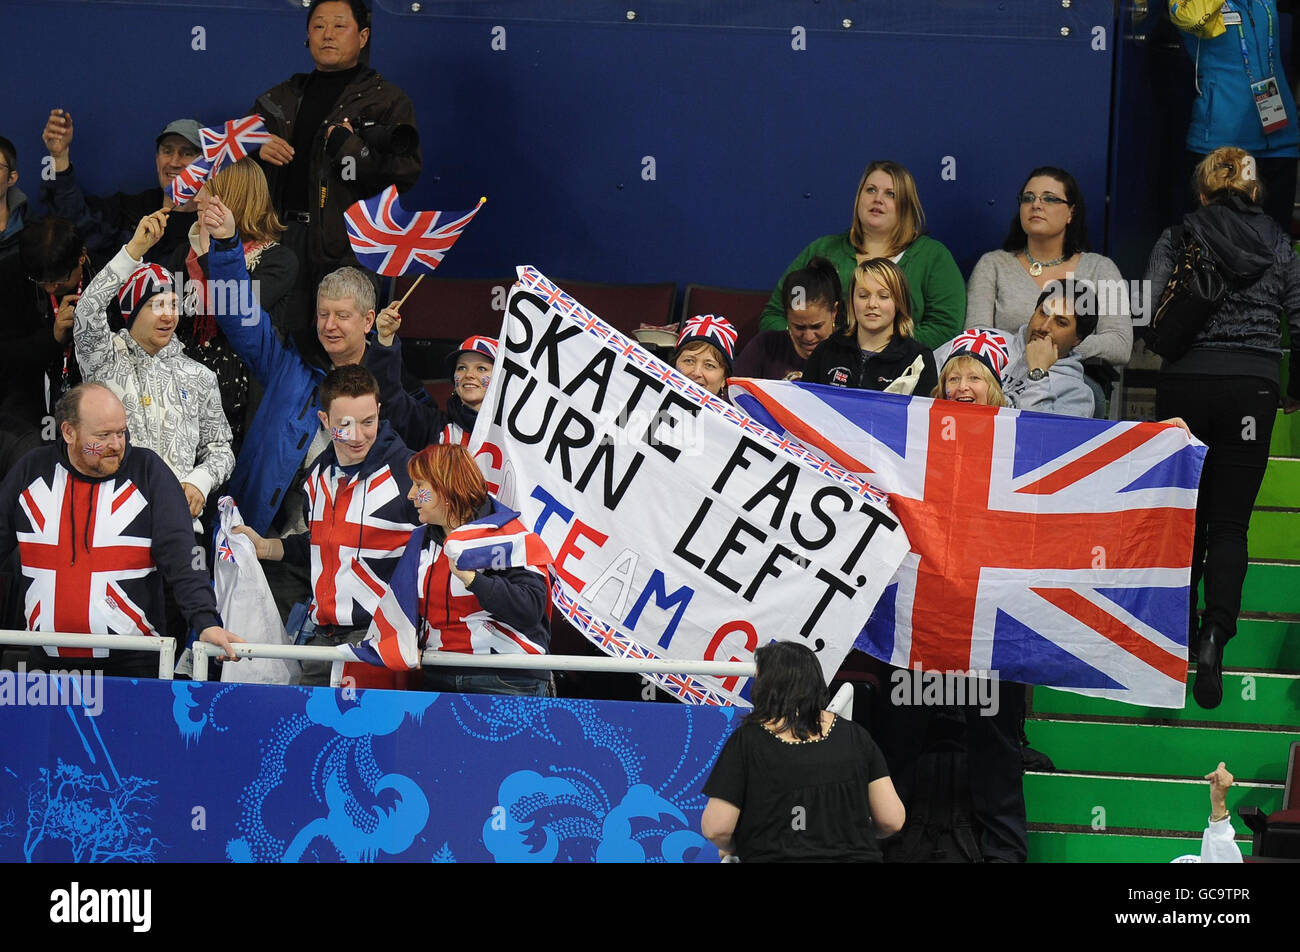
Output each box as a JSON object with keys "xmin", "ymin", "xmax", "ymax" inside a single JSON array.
[
  {"xmin": 168, "ymin": 156, "xmax": 212, "ymax": 206},
  {"xmin": 344, "ymin": 186, "xmax": 485, "ymax": 276},
  {"xmin": 200, "ymin": 114, "xmax": 272, "ymax": 173}
]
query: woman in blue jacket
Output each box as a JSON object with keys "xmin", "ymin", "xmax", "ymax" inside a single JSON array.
[{"xmin": 1172, "ymin": 0, "xmax": 1300, "ymax": 229}]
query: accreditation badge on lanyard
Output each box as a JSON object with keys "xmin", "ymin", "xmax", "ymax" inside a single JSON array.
[
  {"xmin": 1229, "ymin": 1, "xmax": 1290, "ymax": 134},
  {"xmin": 1253, "ymin": 77, "xmax": 1289, "ymax": 133}
]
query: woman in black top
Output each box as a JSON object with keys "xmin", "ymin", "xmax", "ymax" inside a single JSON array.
[
  {"xmin": 701, "ymin": 641, "xmax": 905, "ymax": 862},
  {"xmin": 802, "ymin": 258, "xmax": 937, "ymax": 396},
  {"xmin": 1145, "ymin": 147, "xmax": 1300, "ymax": 710}
]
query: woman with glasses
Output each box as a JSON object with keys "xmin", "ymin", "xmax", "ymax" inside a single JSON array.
[
  {"xmin": 759, "ymin": 159, "xmax": 966, "ymax": 350},
  {"xmin": 965, "ymin": 166, "xmax": 1133, "ymax": 370}
]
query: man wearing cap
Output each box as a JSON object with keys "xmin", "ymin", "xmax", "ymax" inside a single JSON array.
[
  {"xmin": 39, "ymin": 109, "xmax": 201, "ymax": 263},
  {"xmin": 72, "ymin": 210, "xmax": 233, "ymax": 528},
  {"xmin": 372, "ymin": 297, "xmax": 494, "ymax": 450},
  {"xmin": 253, "ymin": 0, "xmax": 420, "ymax": 329},
  {"xmin": 0, "ymin": 382, "xmax": 243, "ymax": 677}
]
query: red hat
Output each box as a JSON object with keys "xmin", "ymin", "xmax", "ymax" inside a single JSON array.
[
  {"xmin": 118, "ymin": 264, "xmax": 175, "ymax": 324},
  {"xmin": 445, "ymin": 335, "xmax": 499, "ymax": 374},
  {"xmin": 673, "ymin": 314, "xmax": 738, "ymax": 372},
  {"xmin": 945, "ymin": 328, "xmax": 1010, "ymax": 379}
]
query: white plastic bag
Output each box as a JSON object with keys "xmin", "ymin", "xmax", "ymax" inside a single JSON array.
[{"xmin": 213, "ymin": 496, "xmax": 299, "ymax": 684}]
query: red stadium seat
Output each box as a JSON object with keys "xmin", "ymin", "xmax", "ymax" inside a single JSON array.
[
  {"xmin": 549, "ymin": 279, "xmax": 677, "ymax": 335},
  {"xmin": 680, "ymin": 284, "xmax": 770, "ymax": 352},
  {"xmin": 391, "ymin": 274, "xmax": 516, "ymax": 343}
]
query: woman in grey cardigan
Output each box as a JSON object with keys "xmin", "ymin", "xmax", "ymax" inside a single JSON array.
[{"xmin": 965, "ymin": 166, "xmax": 1132, "ymax": 369}]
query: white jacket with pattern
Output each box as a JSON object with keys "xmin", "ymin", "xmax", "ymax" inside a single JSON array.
[{"xmin": 73, "ymin": 246, "xmax": 234, "ymax": 503}]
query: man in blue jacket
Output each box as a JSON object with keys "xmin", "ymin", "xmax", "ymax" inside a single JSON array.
[{"xmin": 202, "ymin": 194, "xmax": 384, "ymax": 620}]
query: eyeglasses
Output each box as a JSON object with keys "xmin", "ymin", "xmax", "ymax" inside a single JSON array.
[{"xmin": 1018, "ymin": 191, "xmax": 1071, "ymax": 206}]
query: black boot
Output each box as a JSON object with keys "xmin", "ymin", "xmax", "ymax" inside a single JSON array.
[{"xmin": 1192, "ymin": 622, "xmax": 1228, "ymax": 710}]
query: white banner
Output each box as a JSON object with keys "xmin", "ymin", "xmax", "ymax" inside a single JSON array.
[{"xmin": 470, "ymin": 267, "xmax": 911, "ymax": 705}]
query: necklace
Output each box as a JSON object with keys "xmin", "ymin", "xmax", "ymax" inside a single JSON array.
[{"xmin": 1025, "ymin": 249, "xmax": 1066, "ymax": 277}]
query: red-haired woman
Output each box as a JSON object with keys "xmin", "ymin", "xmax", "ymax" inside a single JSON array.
[{"xmin": 397, "ymin": 443, "xmax": 555, "ymax": 696}]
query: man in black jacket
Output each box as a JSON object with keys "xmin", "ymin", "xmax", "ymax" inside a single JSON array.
[
  {"xmin": 0, "ymin": 218, "xmax": 95, "ymax": 429},
  {"xmin": 0, "ymin": 383, "xmax": 243, "ymax": 676},
  {"xmin": 253, "ymin": 0, "xmax": 421, "ymax": 332},
  {"xmin": 39, "ymin": 110, "xmax": 201, "ymax": 265}
]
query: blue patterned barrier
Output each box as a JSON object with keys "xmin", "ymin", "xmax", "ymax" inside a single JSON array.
[{"xmin": 0, "ymin": 675, "xmax": 736, "ymax": 862}]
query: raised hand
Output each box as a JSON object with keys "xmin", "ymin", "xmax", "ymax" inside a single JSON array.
[
  {"xmin": 42, "ymin": 109, "xmax": 74, "ymax": 172},
  {"xmin": 201, "ymin": 196, "xmax": 236, "ymax": 240},
  {"xmin": 52, "ymin": 294, "xmax": 79, "ymax": 344},
  {"xmin": 376, "ymin": 303, "xmax": 402, "ymax": 346},
  {"xmin": 125, "ymin": 209, "xmax": 170, "ymax": 260}
]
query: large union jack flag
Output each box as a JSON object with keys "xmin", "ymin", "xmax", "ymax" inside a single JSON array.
[
  {"xmin": 200, "ymin": 114, "xmax": 272, "ymax": 172},
  {"xmin": 16, "ymin": 468, "xmax": 159, "ymax": 658},
  {"xmin": 731, "ymin": 379, "xmax": 1207, "ymax": 708},
  {"xmin": 304, "ymin": 465, "xmax": 419, "ymax": 628},
  {"xmin": 344, "ymin": 186, "xmax": 485, "ymax": 276}
]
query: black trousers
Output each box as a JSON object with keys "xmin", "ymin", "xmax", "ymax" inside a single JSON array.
[
  {"xmin": 1156, "ymin": 374, "xmax": 1278, "ymax": 640},
  {"xmin": 879, "ymin": 670, "xmax": 1027, "ymax": 863}
]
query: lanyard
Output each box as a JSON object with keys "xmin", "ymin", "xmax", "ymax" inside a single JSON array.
[
  {"xmin": 49, "ymin": 276, "xmax": 84, "ymax": 383},
  {"xmin": 1225, "ymin": 0, "xmax": 1275, "ymax": 85}
]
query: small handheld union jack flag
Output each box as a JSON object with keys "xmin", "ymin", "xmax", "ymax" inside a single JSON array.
[
  {"xmin": 169, "ymin": 156, "xmax": 212, "ymax": 206},
  {"xmin": 344, "ymin": 186, "xmax": 485, "ymax": 276},
  {"xmin": 200, "ymin": 115, "xmax": 272, "ymax": 173}
]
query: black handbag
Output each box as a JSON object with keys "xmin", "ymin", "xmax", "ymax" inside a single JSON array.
[{"xmin": 1148, "ymin": 224, "xmax": 1227, "ymax": 362}]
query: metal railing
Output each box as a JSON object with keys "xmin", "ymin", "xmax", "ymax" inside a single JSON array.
[
  {"xmin": 189, "ymin": 640, "xmax": 756, "ymax": 686},
  {"xmin": 0, "ymin": 631, "xmax": 176, "ymax": 680},
  {"xmin": 0, "ymin": 631, "xmax": 856, "ymax": 715}
]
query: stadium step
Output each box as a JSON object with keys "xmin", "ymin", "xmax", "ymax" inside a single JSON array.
[
  {"xmin": 1257, "ymin": 457, "xmax": 1300, "ymax": 506},
  {"xmin": 1031, "ymin": 672, "xmax": 1299, "ymax": 728},
  {"xmin": 1247, "ymin": 510, "xmax": 1300, "ymax": 561},
  {"xmin": 1028, "ymin": 830, "xmax": 1252, "ymax": 862},
  {"xmin": 1025, "ymin": 719, "xmax": 1295, "ymax": 782},
  {"xmin": 1223, "ymin": 561, "xmax": 1300, "ymax": 616},
  {"xmin": 1269, "ymin": 408, "xmax": 1300, "ymax": 457},
  {"xmin": 1024, "ymin": 771, "xmax": 1283, "ymax": 838}
]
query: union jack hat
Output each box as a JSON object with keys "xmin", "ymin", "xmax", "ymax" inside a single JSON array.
[
  {"xmin": 118, "ymin": 264, "xmax": 176, "ymax": 324},
  {"xmin": 674, "ymin": 314, "xmax": 738, "ymax": 371},
  {"xmin": 946, "ymin": 328, "xmax": 1011, "ymax": 379},
  {"xmin": 446, "ymin": 335, "xmax": 499, "ymax": 373}
]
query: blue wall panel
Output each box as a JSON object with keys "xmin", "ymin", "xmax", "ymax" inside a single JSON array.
[
  {"xmin": 0, "ymin": 676, "xmax": 735, "ymax": 862},
  {"xmin": 5, "ymin": 1, "xmax": 1118, "ymax": 292}
]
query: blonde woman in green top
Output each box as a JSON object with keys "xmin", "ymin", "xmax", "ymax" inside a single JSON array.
[{"xmin": 760, "ymin": 159, "xmax": 966, "ymax": 350}]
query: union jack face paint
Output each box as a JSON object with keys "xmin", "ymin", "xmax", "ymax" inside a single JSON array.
[
  {"xmin": 416, "ymin": 489, "xmax": 433, "ymax": 505},
  {"xmin": 83, "ymin": 441, "xmax": 105, "ymax": 456}
]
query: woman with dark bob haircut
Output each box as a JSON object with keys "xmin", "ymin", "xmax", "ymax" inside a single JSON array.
[
  {"xmin": 700, "ymin": 641, "xmax": 905, "ymax": 861},
  {"xmin": 965, "ymin": 165, "xmax": 1132, "ymax": 370}
]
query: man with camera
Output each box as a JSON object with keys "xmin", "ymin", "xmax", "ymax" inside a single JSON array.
[{"xmin": 253, "ymin": 0, "xmax": 421, "ymax": 331}]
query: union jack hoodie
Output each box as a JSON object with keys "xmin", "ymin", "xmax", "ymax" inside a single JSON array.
[
  {"xmin": 0, "ymin": 441, "xmax": 222, "ymax": 657},
  {"xmin": 280, "ymin": 421, "xmax": 421, "ymax": 629}
]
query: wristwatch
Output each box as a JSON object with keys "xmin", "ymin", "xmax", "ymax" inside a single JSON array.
[{"xmin": 1027, "ymin": 367, "xmax": 1048, "ymax": 382}]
